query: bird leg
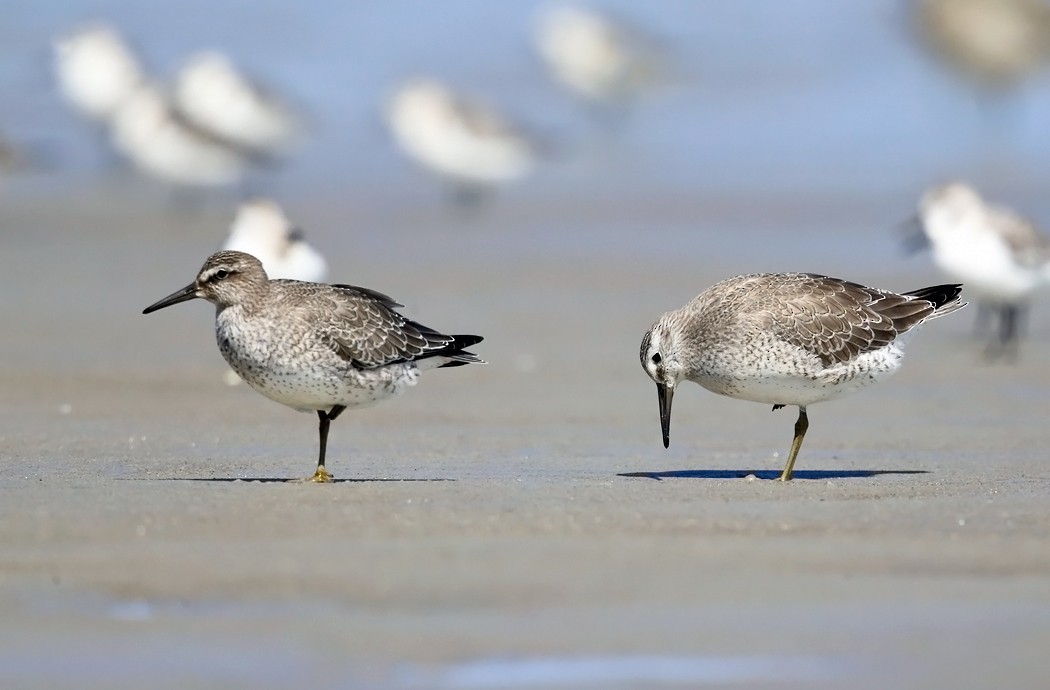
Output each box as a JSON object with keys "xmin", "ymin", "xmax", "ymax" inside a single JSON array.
[
  {"xmin": 999, "ymin": 304, "xmax": 1019, "ymax": 360},
  {"xmin": 779, "ymin": 407, "xmax": 808, "ymax": 482},
  {"xmin": 306, "ymin": 405, "xmax": 347, "ymax": 483},
  {"xmin": 985, "ymin": 304, "xmax": 1021, "ymax": 362},
  {"xmin": 449, "ymin": 183, "xmax": 487, "ymax": 210}
]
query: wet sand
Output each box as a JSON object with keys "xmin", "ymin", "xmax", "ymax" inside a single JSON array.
[{"xmin": 2, "ymin": 186, "xmax": 1049, "ymax": 689}]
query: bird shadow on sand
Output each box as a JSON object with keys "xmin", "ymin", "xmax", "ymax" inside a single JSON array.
[
  {"xmin": 618, "ymin": 469, "xmax": 930, "ymax": 481},
  {"xmin": 142, "ymin": 477, "xmax": 456, "ymax": 484}
]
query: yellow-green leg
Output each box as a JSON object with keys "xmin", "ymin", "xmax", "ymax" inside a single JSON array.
[
  {"xmin": 778, "ymin": 406, "xmax": 808, "ymax": 482},
  {"xmin": 301, "ymin": 406, "xmax": 346, "ymax": 483}
]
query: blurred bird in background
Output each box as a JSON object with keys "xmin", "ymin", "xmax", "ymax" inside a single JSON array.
[
  {"xmin": 52, "ymin": 22, "xmax": 304, "ymax": 199},
  {"xmin": 915, "ymin": 0, "xmax": 1050, "ymax": 91},
  {"xmin": 173, "ymin": 51, "xmax": 304, "ymax": 163},
  {"xmin": 909, "ymin": 182, "xmax": 1050, "ymax": 359},
  {"xmin": 53, "ymin": 22, "xmax": 146, "ymax": 125},
  {"xmin": 109, "ymin": 82, "xmax": 252, "ymax": 192},
  {"xmin": 913, "ymin": 0, "xmax": 1050, "ymax": 164},
  {"xmin": 222, "ymin": 198, "xmax": 327, "ymax": 283},
  {"xmin": 385, "ymin": 78, "xmax": 539, "ymax": 207},
  {"xmin": 533, "ymin": 4, "xmax": 666, "ymax": 117}
]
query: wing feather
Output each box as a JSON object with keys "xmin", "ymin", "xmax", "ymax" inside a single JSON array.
[
  {"xmin": 764, "ymin": 274, "xmax": 943, "ymax": 367},
  {"xmin": 273, "ymin": 281, "xmax": 475, "ymax": 369}
]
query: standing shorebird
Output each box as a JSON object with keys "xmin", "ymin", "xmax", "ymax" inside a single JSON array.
[
  {"xmin": 173, "ymin": 51, "xmax": 303, "ymax": 161},
  {"xmin": 53, "ymin": 22, "xmax": 145, "ymax": 124},
  {"xmin": 143, "ymin": 250, "xmax": 483, "ymax": 482},
  {"xmin": 639, "ymin": 273, "xmax": 965, "ymax": 481},
  {"xmin": 385, "ymin": 79, "xmax": 538, "ymax": 205},
  {"xmin": 913, "ymin": 0, "xmax": 1050, "ymax": 150},
  {"xmin": 915, "ymin": 0, "xmax": 1050, "ymax": 92},
  {"xmin": 111, "ymin": 83, "xmax": 250, "ymax": 190},
  {"xmin": 534, "ymin": 4, "xmax": 664, "ymax": 110},
  {"xmin": 222, "ymin": 199, "xmax": 327, "ymax": 283},
  {"xmin": 912, "ymin": 182, "xmax": 1050, "ymax": 357}
]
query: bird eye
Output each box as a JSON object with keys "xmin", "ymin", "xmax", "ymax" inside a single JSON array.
[
  {"xmin": 213, "ymin": 269, "xmax": 229, "ymax": 281},
  {"xmin": 651, "ymin": 353, "xmax": 662, "ymax": 365}
]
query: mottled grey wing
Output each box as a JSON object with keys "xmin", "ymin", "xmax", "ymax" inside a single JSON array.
[
  {"xmin": 765, "ymin": 275, "xmax": 934, "ymax": 367},
  {"xmin": 322, "ymin": 285, "xmax": 459, "ymax": 368}
]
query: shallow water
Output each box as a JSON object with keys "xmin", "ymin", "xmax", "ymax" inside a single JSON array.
[{"xmin": 393, "ymin": 654, "xmax": 843, "ymax": 688}]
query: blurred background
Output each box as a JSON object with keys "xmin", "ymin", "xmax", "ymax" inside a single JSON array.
[
  {"xmin": 2, "ymin": 0, "xmax": 1048, "ymax": 371},
  {"xmin": 2, "ymin": 0, "xmax": 1049, "ymax": 209}
]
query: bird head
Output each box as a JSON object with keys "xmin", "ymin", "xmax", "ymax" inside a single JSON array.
[{"xmin": 640, "ymin": 316, "xmax": 685, "ymax": 449}]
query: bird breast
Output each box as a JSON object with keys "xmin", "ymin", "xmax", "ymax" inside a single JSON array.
[{"xmin": 214, "ymin": 307, "xmax": 421, "ymax": 412}]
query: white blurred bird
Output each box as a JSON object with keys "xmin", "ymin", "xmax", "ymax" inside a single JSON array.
[
  {"xmin": 222, "ymin": 198, "xmax": 327, "ymax": 282},
  {"xmin": 53, "ymin": 23, "xmax": 145, "ymax": 122},
  {"xmin": 534, "ymin": 4, "xmax": 663, "ymax": 107},
  {"xmin": 173, "ymin": 51, "xmax": 303, "ymax": 160},
  {"xmin": 110, "ymin": 83, "xmax": 250, "ymax": 189},
  {"xmin": 911, "ymin": 182, "xmax": 1050, "ymax": 356},
  {"xmin": 385, "ymin": 79, "xmax": 537, "ymax": 204}
]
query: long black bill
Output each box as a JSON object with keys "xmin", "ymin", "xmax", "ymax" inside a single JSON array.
[
  {"xmin": 900, "ymin": 214, "xmax": 929, "ymax": 255},
  {"xmin": 657, "ymin": 382, "xmax": 674, "ymax": 449},
  {"xmin": 142, "ymin": 283, "xmax": 199, "ymax": 314}
]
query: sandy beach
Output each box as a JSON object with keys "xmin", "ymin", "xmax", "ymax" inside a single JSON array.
[{"xmin": 1, "ymin": 182, "xmax": 1049, "ymax": 689}]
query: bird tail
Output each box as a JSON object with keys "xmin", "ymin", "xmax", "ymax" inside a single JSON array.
[
  {"xmin": 437, "ymin": 335, "xmax": 485, "ymax": 367},
  {"xmin": 904, "ymin": 284, "xmax": 967, "ymax": 319}
]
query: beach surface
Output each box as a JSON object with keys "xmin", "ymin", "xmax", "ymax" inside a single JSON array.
[{"xmin": 1, "ymin": 185, "xmax": 1049, "ymax": 690}]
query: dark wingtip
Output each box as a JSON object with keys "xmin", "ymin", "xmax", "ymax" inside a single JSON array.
[
  {"xmin": 436, "ymin": 335, "xmax": 485, "ymax": 368},
  {"xmin": 903, "ymin": 283, "xmax": 964, "ymax": 310},
  {"xmin": 450, "ymin": 334, "xmax": 483, "ymax": 348}
]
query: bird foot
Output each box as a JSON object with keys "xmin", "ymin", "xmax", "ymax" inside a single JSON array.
[
  {"xmin": 298, "ymin": 467, "xmax": 334, "ymax": 483},
  {"xmin": 777, "ymin": 471, "xmax": 793, "ymax": 482},
  {"xmin": 982, "ymin": 343, "xmax": 1019, "ymax": 364}
]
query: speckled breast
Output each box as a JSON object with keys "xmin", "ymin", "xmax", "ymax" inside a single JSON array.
[{"xmin": 214, "ymin": 309, "xmax": 421, "ymax": 412}]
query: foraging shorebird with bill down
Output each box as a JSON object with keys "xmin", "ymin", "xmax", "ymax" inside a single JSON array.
[{"xmin": 640, "ymin": 273, "xmax": 965, "ymax": 481}]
